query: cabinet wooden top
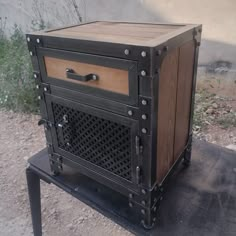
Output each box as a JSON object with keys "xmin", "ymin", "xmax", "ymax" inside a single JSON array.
[{"xmin": 32, "ymin": 21, "xmax": 200, "ymax": 47}]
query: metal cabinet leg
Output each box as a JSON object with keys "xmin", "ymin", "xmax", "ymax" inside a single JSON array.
[{"xmin": 26, "ymin": 166, "xmax": 42, "ymax": 236}]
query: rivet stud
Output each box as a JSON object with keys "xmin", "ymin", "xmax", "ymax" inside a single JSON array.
[
  {"xmin": 141, "ymin": 51, "xmax": 146, "ymax": 57},
  {"xmin": 128, "ymin": 110, "xmax": 133, "ymax": 116},
  {"xmin": 141, "ymin": 189, "xmax": 146, "ymax": 194},
  {"xmin": 141, "ymin": 209, "xmax": 146, "ymax": 215},
  {"xmin": 141, "ymin": 70, "xmax": 146, "ymax": 76},
  {"xmin": 142, "ymin": 128, "xmax": 147, "ymax": 134},
  {"xmin": 142, "ymin": 114, "xmax": 147, "ymax": 120},
  {"xmin": 141, "ymin": 99, "xmax": 147, "ymax": 106},
  {"xmin": 124, "ymin": 49, "xmax": 130, "ymax": 55}
]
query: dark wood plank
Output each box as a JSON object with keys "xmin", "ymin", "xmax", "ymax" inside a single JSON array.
[
  {"xmin": 157, "ymin": 48, "xmax": 179, "ymax": 183},
  {"xmin": 174, "ymin": 41, "xmax": 195, "ymax": 160}
]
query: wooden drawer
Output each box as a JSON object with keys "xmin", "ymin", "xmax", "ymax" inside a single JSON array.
[{"xmin": 38, "ymin": 48, "xmax": 138, "ymax": 105}]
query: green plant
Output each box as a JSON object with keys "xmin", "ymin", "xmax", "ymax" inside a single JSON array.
[{"xmin": 0, "ymin": 25, "xmax": 38, "ymax": 113}]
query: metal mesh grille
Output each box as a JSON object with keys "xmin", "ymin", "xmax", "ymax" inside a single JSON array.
[{"xmin": 52, "ymin": 103, "xmax": 132, "ymax": 181}]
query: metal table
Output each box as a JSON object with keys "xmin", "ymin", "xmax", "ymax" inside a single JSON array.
[{"xmin": 26, "ymin": 139, "xmax": 236, "ymax": 236}]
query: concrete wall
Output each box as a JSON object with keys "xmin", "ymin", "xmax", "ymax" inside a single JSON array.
[{"xmin": 1, "ymin": 0, "xmax": 236, "ymax": 68}]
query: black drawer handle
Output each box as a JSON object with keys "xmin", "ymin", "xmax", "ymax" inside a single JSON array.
[{"xmin": 66, "ymin": 68, "xmax": 99, "ymax": 82}]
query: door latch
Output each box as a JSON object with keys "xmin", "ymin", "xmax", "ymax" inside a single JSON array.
[{"xmin": 57, "ymin": 114, "xmax": 73, "ymax": 146}]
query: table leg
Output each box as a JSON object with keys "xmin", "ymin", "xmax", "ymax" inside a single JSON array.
[{"xmin": 26, "ymin": 166, "xmax": 42, "ymax": 236}]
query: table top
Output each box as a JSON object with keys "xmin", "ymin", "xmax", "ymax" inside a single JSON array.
[
  {"xmin": 28, "ymin": 139, "xmax": 236, "ymax": 236},
  {"xmin": 31, "ymin": 21, "xmax": 200, "ymax": 47}
]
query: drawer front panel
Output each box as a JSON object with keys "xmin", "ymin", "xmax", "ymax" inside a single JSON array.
[
  {"xmin": 45, "ymin": 94, "xmax": 139, "ymax": 189},
  {"xmin": 44, "ymin": 56, "xmax": 129, "ymax": 95},
  {"xmin": 38, "ymin": 48, "xmax": 138, "ymax": 105}
]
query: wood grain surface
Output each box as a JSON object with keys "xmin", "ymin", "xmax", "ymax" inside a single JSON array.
[
  {"xmin": 157, "ymin": 48, "xmax": 179, "ymax": 183},
  {"xmin": 44, "ymin": 21, "xmax": 183, "ymax": 46},
  {"xmin": 44, "ymin": 56, "xmax": 129, "ymax": 95},
  {"xmin": 173, "ymin": 41, "xmax": 195, "ymax": 160}
]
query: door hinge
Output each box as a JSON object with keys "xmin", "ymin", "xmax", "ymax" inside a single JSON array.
[{"xmin": 135, "ymin": 136, "xmax": 143, "ymax": 155}]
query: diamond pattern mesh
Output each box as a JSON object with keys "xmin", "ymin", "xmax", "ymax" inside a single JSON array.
[{"xmin": 52, "ymin": 103, "xmax": 132, "ymax": 181}]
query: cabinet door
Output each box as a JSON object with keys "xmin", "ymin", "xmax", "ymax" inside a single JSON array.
[{"xmin": 45, "ymin": 94, "xmax": 140, "ymax": 191}]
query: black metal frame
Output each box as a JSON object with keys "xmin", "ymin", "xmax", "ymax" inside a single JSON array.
[
  {"xmin": 26, "ymin": 21, "xmax": 202, "ymax": 229},
  {"xmin": 49, "ymin": 84, "xmax": 139, "ymax": 119}
]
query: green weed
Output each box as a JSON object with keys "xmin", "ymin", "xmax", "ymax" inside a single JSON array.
[{"xmin": 0, "ymin": 25, "xmax": 38, "ymax": 113}]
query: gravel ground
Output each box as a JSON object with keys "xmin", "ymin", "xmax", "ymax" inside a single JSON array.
[{"xmin": 0, "ymin": 109, "xmax": 132, "ymax": 236}]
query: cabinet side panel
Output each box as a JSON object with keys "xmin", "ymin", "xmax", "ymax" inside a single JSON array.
[
  {"xmin": 174, "ymin": 41, "xmax": 195, "ymax": 160},
  {"xmin": 157, "ymin": 48, "xmax": 179, "ymax": 183}
]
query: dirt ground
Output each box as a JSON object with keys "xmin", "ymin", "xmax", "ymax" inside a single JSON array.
[
  {"xmin": 0, "ymin": 110, "xmax": 132, "ymax": 236},
  {"xmin": 0, "ymin": 72, "xmax": 235, "ymax": 236},
  {"xmin": 194, "ymin": 70, "xmax": 236, "ymax": 147}
]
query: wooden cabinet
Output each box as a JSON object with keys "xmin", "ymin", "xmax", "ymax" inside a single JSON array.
[{"xmin": 27, "ymin": 21, "xmax": 202, "ymax": 229}]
